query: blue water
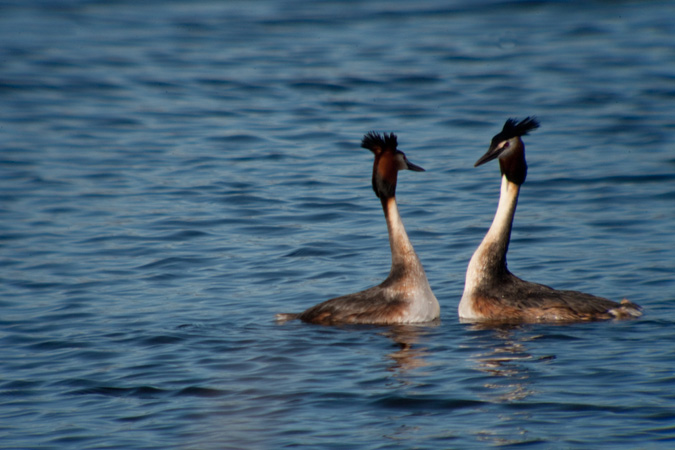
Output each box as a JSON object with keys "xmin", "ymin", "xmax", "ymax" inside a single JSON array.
[{"xmin": 1, "ymin": 0, "xmax": 674, "ymax": 448}]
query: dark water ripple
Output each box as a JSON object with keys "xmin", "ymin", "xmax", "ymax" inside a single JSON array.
[{"xmin": 1, "ymin": 0, "xmax": 675, "ymax": 449}]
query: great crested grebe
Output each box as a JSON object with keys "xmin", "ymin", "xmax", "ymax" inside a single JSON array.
[
  {"xmin": 459, "ymin": 117, "xmax": 642, "ymax": 323},
  {"xmin": 277, "ymin": 132, "xmax": 440, "ymax": 325}
]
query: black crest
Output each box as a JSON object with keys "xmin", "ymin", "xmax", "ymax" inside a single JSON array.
[
  {"xmin": 492, "ymin": 116, "xmax": 540, "ymax": 145},
  {"xmin": 361, "ymin": 132, "xmax": 398, "ymax": 154}
]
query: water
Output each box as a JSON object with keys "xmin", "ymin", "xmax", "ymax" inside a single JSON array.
[{"xmin": 1, "ymin": 0, "xmax": 674, "ymax": 448}]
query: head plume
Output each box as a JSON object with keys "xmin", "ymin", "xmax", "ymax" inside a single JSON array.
[
  {"xmin": 475, "ymin": 117, "xmax": 539, "ymax": 185},
  {"xmin": 491, "ymin": 116, "xmax": 540, "ymax": 145},
  {"xmin": 360, "ymin": 131, "xmax": 424, "ymax": 199},
  {"xmin": 361, "ymin": 132, "xmax": 398, "ymax": 155}
]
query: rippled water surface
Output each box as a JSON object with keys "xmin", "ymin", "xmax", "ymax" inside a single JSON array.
[{"xmin": 2, "ymin": 0, "xmax": 675, "ymax": 448}]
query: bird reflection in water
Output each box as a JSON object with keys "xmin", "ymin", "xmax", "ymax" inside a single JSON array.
[
  {"xmin": 468, "ymin": 323, "xmax": 554, "ymax": 403},
  {"xmin": 464, "ymin": 324, "xmax": 556, "ymax": 446},
  {"xmin": 380, "ymin": 321, "xmax": 440, "ymax": 373}
]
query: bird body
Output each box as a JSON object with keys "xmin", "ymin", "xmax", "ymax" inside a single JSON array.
[
  {"xmin": 277, "ymin": 132, "xmax": 439, "ymax": 325},
  {"xmin": 459, "ymin": 118, "xmax": 641, "ymax": 323}
]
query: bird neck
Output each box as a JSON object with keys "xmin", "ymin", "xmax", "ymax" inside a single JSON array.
[
  {"xmin": 471, "ymin": 174, "xmax": 520, "ymax": 279},
  {"xmin": 381, "ymin": 196, "xmax": 420, "ymax": 275}
]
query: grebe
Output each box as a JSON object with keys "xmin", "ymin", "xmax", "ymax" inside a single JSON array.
[
  {"xmin": 277, "ymin": 132, "xmax": 440, "ymax": 325},
  {"xmin": 459, "ymin": 117, "xmax": 642, "ymax": 323}
]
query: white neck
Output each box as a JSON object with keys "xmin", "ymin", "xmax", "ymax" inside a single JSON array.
[
  {"xmin": 383, "ymin": 197, "xmax": 420, "ymax": 272},
  {"xmin": 482, "ymin": 174, "xmax": 519, "ymax": 264},
  {"xmin": 462, "ymin": 175, "xmax": 520, "ymax": 296},
  {"xmin": 382, "ymin": 196, "xmax": 439, "ymax": 322}
]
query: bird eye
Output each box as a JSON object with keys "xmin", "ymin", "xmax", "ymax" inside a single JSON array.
[{"xmin": 502, "ymin": 141, "xmax": 510, "ymax": 149}]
